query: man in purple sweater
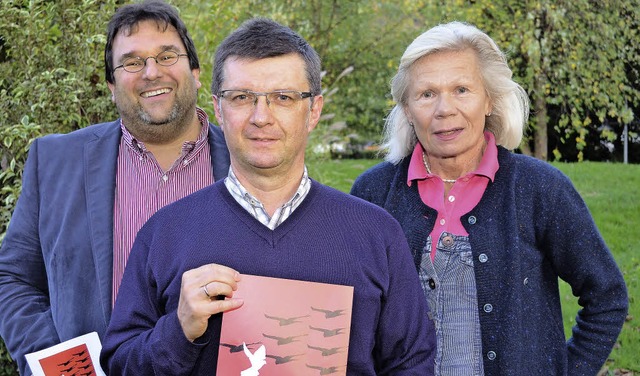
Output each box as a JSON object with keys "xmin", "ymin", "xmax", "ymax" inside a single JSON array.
[{"xmin": 101, "ymin": 18, "xmax": 436, "ymax": 375}]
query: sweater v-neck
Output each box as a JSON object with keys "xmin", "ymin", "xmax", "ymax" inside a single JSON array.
[{"xmin": 215, "ymin": 179, "xmax": 318, "ymax": 247}]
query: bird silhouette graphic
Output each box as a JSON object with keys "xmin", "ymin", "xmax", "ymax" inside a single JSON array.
[
  {"xmin": 310, "ymin": 307, "xmax": 346, "ymax": 318},
  {"xmin": 57, "ymin": 359, "xmax": 72, "ymax": 367},
  {"xmin": 309, "ymin": 325, "xmax": 345, "ymax": 337},
  {"xmin": 262, "ymin": 333, "xmax": 308, "ymax": 345},
  {"xmin": 264, "ymin": 313, "xmax": 310, "ymax": 326},
  {"xmin": 241, "ymin": 342, "xmax": 266, "ymax": 376},
  {"xmin": 220, "ymin": 342, "xmax": 262, "ymax": 353},
  {"xmin": 265, "ymin": 353, "xmax": 304, "ymax": 364},
  {"xmin": 306, "ymin": 364, "xmax": 346, "ymax": 375},
  {"xmin": 72, "ymin": 350, "xmax": 86, "ymax": 357},
  {"xmin": 307, "ymin": 344, "xmax": 346, "ymax": 356}
]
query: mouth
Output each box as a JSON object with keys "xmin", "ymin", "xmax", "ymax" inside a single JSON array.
[
  {"xmin": 435, "ymin": 128, "xmax": 462, "ymax": 136},
  {"xmin": 140, "ymin": 88, "xmax": 172, "ymax": 98}
]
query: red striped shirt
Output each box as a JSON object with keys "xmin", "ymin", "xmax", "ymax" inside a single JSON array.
[{"xmin": 112, "ymin": 108, "xmax": 214, "ymax": 305}]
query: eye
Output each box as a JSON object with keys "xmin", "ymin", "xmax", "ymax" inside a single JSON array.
[
  {"xmin": 158, "ymin": 52, "xmax": 178, "ymax": 64},
  {"xmin": 456, "ymin": 87, "xmax": 469, "ymax": 94},
  {"xmin": 231, "ymin": 92, "xmax": 255, "ymax": 104},
  {"xmin": 273, "ymin": 92, "xmax": 295, "ymax": 102},
  {"xmin": 124, "ymin": 58, "xmax": 143, "ymax": 68},
  {"xmin": 420, "ymin": 91, "xmax": 434, "ymax": 99}
]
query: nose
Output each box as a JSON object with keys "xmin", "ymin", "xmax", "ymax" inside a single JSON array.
[
  {"xmin": 141, "ymin": 57, "xmax": 162, "ymax": 80},
  {"xmin": 249, "ymin": 95, "xmax": 274, "ymax": 128},
  {"xmin": 434, "ymin": 94, "xmax": 455, "ymax": 118}
]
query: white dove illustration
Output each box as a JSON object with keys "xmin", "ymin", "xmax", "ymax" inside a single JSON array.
[{"xmin": 241, "ymin": 342, "xmax": 267, "ymax": 376}]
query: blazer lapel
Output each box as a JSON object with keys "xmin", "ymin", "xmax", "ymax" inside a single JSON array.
[
  {"xmin": 84, "ymin": 121, "xmax": 121, "ymax": 322},
  {"xmin": 207, "ymin": 123, "xmax": 230, "ymax": 181}
]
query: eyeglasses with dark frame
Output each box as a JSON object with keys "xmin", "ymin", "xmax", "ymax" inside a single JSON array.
[
  {"xmin": 113, "ymin": 51, "xmax": 188, "ymax": 73},
  {"xmin": 217, "ymin": 90, "xmax": 313, "ymax": 110}
]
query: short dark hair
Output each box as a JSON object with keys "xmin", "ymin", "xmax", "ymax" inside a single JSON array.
[
  {"xmin": 104, "ymin": 0, "xmax": 199, "ymax": 84},
  {"xmin": 211, "ymin": 18, "xmax": 321, "ymax": 96}
]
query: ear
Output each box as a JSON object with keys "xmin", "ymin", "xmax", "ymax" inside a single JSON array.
[
  {"xmin": 107, "ymin": 82, "xmax": 116, "ymax": 103},
  {"xmin": 212, "ymin": 95, "xmax": 224, "ymax": 131},
  {"xmin": 306, "ymin": 95, "xmax": 324, "ymax": 132},
  {"xmin": 402, "ymin": 104, "xmax": 414, "ymax": 125},
  {"xmin": 192, "ymin": 68, "xmax": 202, "ymax": 89}
]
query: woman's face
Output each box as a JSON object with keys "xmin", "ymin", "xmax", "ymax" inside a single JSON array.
[{"xmin": 403, "ymin": 48, "xmax": 491, "ymax": 160}]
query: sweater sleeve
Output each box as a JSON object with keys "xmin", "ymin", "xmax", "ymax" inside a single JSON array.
[
  {"xmin": 373, "ymin": 221, "xmax": 436, "ymax": 374},
  {"xmin": 540, "ymin": 169, "xmax": 628, "ymax": 375},
  {"xmin": 100, "ymin": 228, "xmax": 207, "ymax": 376}
]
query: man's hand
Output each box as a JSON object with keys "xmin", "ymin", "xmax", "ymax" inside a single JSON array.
[{"xmin": 177, "ymin": 264, "xmax": 244, "ymax": 342}]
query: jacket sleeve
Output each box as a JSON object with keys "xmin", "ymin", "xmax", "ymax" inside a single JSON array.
[
  {"xmin": 542, "ymin": 170, "xmax": 628, "ymax": 375},
  {"xmin": 0, "ymin": 139, "xmax": 61, "ymax": 375}
]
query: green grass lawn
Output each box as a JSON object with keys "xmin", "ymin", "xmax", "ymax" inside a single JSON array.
[{"xmin": 309, "ymin": 158, "xmax": 639, "ymax": 373}]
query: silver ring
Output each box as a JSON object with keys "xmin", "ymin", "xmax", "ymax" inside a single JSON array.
[{"xmin": 202, "ymin": 284, "xmax": 211, "ymax": 299}]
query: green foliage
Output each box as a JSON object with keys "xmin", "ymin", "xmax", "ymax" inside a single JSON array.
[{"xmin": 0, "ymin": 0, "xmax": 118, "ymax": 237}]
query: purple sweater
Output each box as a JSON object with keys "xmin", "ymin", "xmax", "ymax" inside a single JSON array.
[{"xmin": 101, "ymin": 180, "xmax": 436, "ymax": 375}]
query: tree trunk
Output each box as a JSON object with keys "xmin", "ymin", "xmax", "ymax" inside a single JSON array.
[{"xmin": 533, "ymin": 74, "xmax": 548, "ymax": 161}]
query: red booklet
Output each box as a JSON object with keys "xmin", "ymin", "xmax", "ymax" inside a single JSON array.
[
  {"xmin": 25, "ymin": 332, "xmax": 105, "ymax": 376},
  {"xmin": 216, "ymin": 274, "xmax": 354, "ymax": 375}
]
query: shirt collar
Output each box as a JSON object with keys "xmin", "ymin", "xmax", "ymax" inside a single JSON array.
[
  {"xmin": 224, "ymin": 165, "xmax": 311, "ymax": 228},
  {"xmin": 406, "ymin": 130, "xmax": 499, "ymax": 186}
]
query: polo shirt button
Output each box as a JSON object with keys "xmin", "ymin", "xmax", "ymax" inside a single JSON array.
[
  {"xmin": 468, "ymin": 216, "xmax": 477, "ymax": 224},
  {"xmin": 483, "ymin": 303, "xmax": 493, "ymax": 313},
  {"xmin": 428, "ymin": 278, "xmax": 436, "ymax": 290},
  {"xmin": 479, "ymin": 253, "xmax": 488, "ymax": 263},
  {"xmin": 487, "ymin": 351, "xmax": 496, "ymax": 360}
]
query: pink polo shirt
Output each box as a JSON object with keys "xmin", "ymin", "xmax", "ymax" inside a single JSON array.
[{"xmin": 407, "ymin": 131, "xmax": 499, "ymax": 260}]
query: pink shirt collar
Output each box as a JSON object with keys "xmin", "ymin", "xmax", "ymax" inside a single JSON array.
[{"xmin": 407, "ymin": 131, "xmax": 499, "ymax": 186}]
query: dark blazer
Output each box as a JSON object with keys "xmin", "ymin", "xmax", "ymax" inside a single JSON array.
[{"xmin": 0, "ymin": 120, "xmax": 229, "ymax": 375}]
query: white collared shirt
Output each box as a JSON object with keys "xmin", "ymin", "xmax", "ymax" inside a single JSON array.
[{"xmin": 224, "ymin": 166, "xmax": 311, "ymax": 230}]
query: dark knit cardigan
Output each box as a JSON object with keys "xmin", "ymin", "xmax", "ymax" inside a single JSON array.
[
  {"xmin": 350, "ymin": 147, "xmax": 628, "ymax": 376},
  {"xmin": 101, "ymin": 180, "xmax": 436, "ymax": 375}
]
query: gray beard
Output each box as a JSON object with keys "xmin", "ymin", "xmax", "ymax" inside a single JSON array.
[{"xmin": 119, "ymin": 96, "xmax": 196, "ymax": 144}]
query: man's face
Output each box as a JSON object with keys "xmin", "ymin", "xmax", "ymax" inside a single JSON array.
[
  {"xmin": 108, "ymin": 19, "xmax": 201, "ymax": 144},
  {"xmin": 213, "ymin": 53, "xmax": 323, "ymax": 178}
]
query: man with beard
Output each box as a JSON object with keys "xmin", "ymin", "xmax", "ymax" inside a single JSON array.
[{"xmin": 0, "ymin": 1, "xmax": 229, "ymax": 374}]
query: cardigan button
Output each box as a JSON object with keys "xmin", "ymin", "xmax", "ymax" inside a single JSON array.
[
  {"xmin": 483, "ymin": 303, "xmax": 493, "ymax": 313},
  {"xmin": 487, "ymin": 351, "xmax": 496, "ymax": 360},
  {"xmin": 478, "ymin": 253, "xmax": 488, "ymax": 263},
  {"xmin": 468, "ymin": 216, "xmax": 477, "ymax": 224}
]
